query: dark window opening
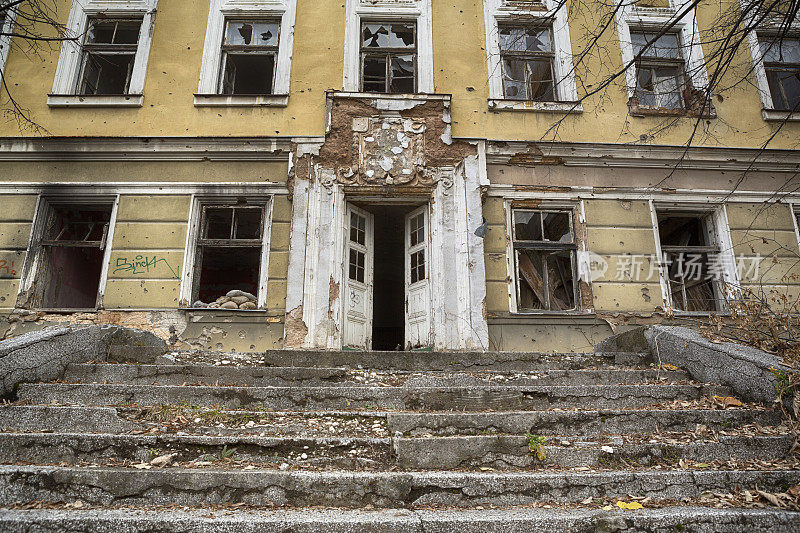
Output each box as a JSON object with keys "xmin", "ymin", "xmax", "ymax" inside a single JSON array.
[
  {"xmin": 512, "ymin": 209, "xmax": 578, "ymax": 311},
  {"xmin": 78, "ymin": 18, "xmax": 142, "ymax": 95},
  {"xmin": 657, "ymin": 211, "xmax": 722, "ymax": 312},
  {"xmin": 631, "ymin": 31, "xmax": 686, "ymax": 109},
  {"xmin": 35, "ymin": 204, "xmax": 112, "ymax": 309},
  {"xmin": 759, "ymin": 35, "xmax": 800, "ymax": 111},
  {"xmin": 219, "ymin": 19, "xmax": 280, "ymax": 95},
  {"xmin": 193, "ymin": 204, "xmax": 265, "ymax": 308},
  {"xmin": 499, "ymin": 25, "xmax": 556, "ymax": 101},
  {"xmin": 360, "ymin": 21, "xmax": 417, "ymax": 94}
]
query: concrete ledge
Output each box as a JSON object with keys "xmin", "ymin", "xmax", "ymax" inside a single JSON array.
[
  {"xmin": 0, "ymin": 326, "xmax": 167, "ymax": 397},
  {"xmin": 596, "ymin": 325, "xmax": 791, "ymax": 403}
]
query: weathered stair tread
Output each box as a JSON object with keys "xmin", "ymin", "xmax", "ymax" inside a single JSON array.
[
  {"xmin": 0, "ymin": 432, "xmax": 791, "ymax": 471},
  {"xmin": 1, "ymin": 465, "xmax": 798, "ymax": 508},
  {"xmin": 387, "ymin": 408, "xmax": 783, "ymax": 435},
  {"xmin": 1, "ymin": 507, "xmax": 799, "ymax": 533},
  {"xmin": 63, "ymin": 363, "xmax": 691, "ymax": 387},
  {"xmin": 17, "ymin": 382, "xmax": 731, "ymax": 410}
]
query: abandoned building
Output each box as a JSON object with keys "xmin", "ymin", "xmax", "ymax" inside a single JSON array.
[{"xmin": 0, "ymin": 0, "xmax": 797, "ymax": 353}]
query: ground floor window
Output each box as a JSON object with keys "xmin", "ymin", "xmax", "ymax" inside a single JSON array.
[
  {"xmin": 511, "ymin": 208, "xmax": 579, "ymax": 312},
  {"xmin": 32, "ymin": 202, "xmax": 113, "ymax": 309},
  {"xmin": 655, "ymin": 208, "xmax": 725, "ymax": 312},
  {"xmin": 191, "ymin": 201, "xmax": 267, "ymax": 309}
]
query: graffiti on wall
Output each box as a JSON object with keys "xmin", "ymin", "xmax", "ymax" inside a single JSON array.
[
  {"xmin": 114, "ymin": 255, "xmax": 180, "ymax": 278},
  {"xmin": 0, "ymin": 252, "xmax": 25, "ymax": 279}
]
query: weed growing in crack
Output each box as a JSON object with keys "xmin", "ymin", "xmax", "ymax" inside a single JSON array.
[{"xmin": 526, "ymin": 433, "xmax": 547, "ymax": 461}]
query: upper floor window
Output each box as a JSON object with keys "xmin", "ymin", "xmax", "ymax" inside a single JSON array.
[
  {"xmin": 219, "ymin": 19, "xmax": 280, "ymax": 95},
  {"xmin": 499, "ymin": 25, "xmax": 555, "ymax": 101},
  {"xmin": 78, "ymin": 18, "xmax": 142, "ymax": 95},
  {"xmin": 360, "ymin": 21, "xmax": 416, "ymax": 94},
  {"xmin": 631, "ymin": 31, "xmax": 685, "ymax": 109},
  {"xmin": 758, "ymin": 35, "xmax": 800, "ymax": 111}
]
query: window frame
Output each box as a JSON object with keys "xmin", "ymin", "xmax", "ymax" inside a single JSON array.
[
  {"xmin": 508, "ymin": 207, "xmax": 581, "ymax": 313},
  {"xmin": 343, "ymin": 0, "xmax": 434, "ymax": 94},
  {"xmin": 17, "ymin": 195, "xmax": 119, "ymax": 311},
  {"xmin": 195, "ymin": 0, "xmax": 297, "ymax": 107},
  {"xmin": 614, "ymin": 0, "xmax": 711, "ymax": 115},
  {"xmin": 650, "ymin": 202, "xmax": 737, "ymax": 314},
  {"xmin": 217, "ymin": 18, "xmax": 281, "ymax": 96},
  {"xmin": 359, "ymin": 20, "xmax": 418, "ymax": 94},
  {"xmin": 180, "ymin": 196, "xmax": 273, "ymax": 311},
  {"xmin": 76, "ymin": 17, "xmax": 142, "ymax": 96},
  {"xmin": 484, "ymin": 0, "xmax": 580, "ymax": 112},
  {"xmin": 630, "ymin": 30, "xmax": 687, "ymax": 109},
  {"xmin": 49, "ymin": 1, "xmax": 158, "ymax": 107},
  {"xmin": 749, "ymin": 30, "xmax": 800, "ymax": 118},
  {"xmin": 0, "ymin": 7, "xmax": 17, "ymax": 76},
  {"xmin": 497, "ymin": 23, "xmax": 557, "ymax": 102}
]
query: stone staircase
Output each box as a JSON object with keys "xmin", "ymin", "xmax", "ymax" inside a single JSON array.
[{"xmin": 0, "ymin": 349, "xmax": 798, "ymax": 531}]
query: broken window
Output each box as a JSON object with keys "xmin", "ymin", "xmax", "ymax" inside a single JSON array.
[
  {"xmin": 78, "ymin": 18, "xmax": 142, "ymax": 95},
  {"xmin": 361, "ymin": 21, "xmax": 416, "ymax": 93},
  {"xmin": 499, "ymin": 24, "xmax": 556, "ymax": 101},
  {"xmin": 656, "ymin": 210, "xmax": 724, "ymax": 312},
  {"xmin": 219, "ymin": 19, "xmax": 280, "ymax": 95},
  {"xmin": 512, "ymin": 209, "xmax": 578, "ymax": 311},
  {"xmin": 34, "ymin": 204, "xmax": 112, "ymax": 309},
  {"xmin": 192, "ymin": 204, "xmax": 265, "ymax": 308},
  {"xmin": 631, "ymin": 31, "xmax": 686, "ymax": 109},
  {"xmin": 759, "ymin": 35, "xmax": 800, "ymax": 111}
]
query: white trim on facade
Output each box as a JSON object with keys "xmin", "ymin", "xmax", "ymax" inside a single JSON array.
[
  {"xmin": 342, "ymin": 0, "xmax": 434, "ymax": 93},
  {"xmin": 196, "ymin": 0, "xmax": 297, "ymax": 104},
  {"xmin": 482, "ymin": 0, "xmax": 579, "ymax": 108},
  {"xmin": 0, "ymin": 7, "xmax": 18, "ymax": 76},
  {"xmin": 49, "ymin": 0, "xmax": 159, "ymax": 106},
  {"xmin": 614, "ymin": 0, "xmax": 709, "ymax": 99},
  {"xmin": 741, "ymin": 2, "xmax": 800, "ymax": 119}
]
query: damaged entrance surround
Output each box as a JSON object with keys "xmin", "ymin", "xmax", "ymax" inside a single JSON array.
[{"xmin": 285, "ymin": 93, "xmax": 489, "ymax": 351}]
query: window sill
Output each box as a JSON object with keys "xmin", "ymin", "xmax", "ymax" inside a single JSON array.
[
  {"xmin": 193, "ymin": 94, "xmax": 289, "ymax": 107},
  {"xmin": 488, "ymin": 99, "xmax": 583, "ymax": 113},
  {"xmin": 47, "ymin": 94, "xmax": 144, "ymax": 108},
  {"xmin": 628, "ymin": 102, "xmax": 716, "ymax": 119},
  {"xmin": 762, "ymin": 109, "xmax": 800, "ymax": 122}
]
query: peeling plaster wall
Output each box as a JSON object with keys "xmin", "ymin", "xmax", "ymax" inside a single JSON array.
[{"xmin": 0, "ymin": 195, "xmax": 37, "ymax": 311}]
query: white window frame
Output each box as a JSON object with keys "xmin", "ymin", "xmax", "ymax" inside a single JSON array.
[
  {"xmin": 614, "ymin": 0, "xmax": 709, "ymax": 108},
  {"xmin": 17, "ymin": 194, "xmax": 119, "ymax": 311},
  {"xmin": 48, "ymin": 0, "xmax": 158, "ymax": 107},
  {"xmin": 742, "ymin": 3, "xmax": 800, "ymax": 122},
  {"xmin": 484, "ymin": 0, "xmax": 580, "ymax": 112},
  {"xmin": 195, "ymin": 0, "xmax": 296, "ymax": 107},
  {"xmin": 179, "ymin": 195, "xmax": 273, "ymax": 310},
  {"xmin": 649, "ymin": 201, "xmax": 737, "ymax": 314},
  {"xmin": 0, "ymin": 7, "xmax": 18, "ymax": 76},
  {"xmin": 343, "ymin": 0, "xmax": 434, "ymax": 93}
]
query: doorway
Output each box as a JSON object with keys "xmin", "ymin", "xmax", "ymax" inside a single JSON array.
[{"xmin": 342, "ymin": 201, "xmax": 431, "ymax": 350}]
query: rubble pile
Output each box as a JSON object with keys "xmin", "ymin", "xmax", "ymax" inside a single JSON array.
[{"xmin": 192, "ymin": 290, "xmax": 257, "ymax": 310}]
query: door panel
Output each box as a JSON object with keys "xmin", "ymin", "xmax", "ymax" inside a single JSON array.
[
  {"xmin": 343, "ymin": 205, "xmax": 374, "ymax": 349},
  {"xmin": 405, "ymin": 205, "xmax": 431, "ymax": 349}
]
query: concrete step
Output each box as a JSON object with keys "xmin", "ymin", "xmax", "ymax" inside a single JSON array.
[
  {"xmin": 388, "ymin": 408, "xmax": 783, "ymax": 436},
  {"xmin": 17, "ymin": 383, "xmax": 731, "ymax": 411},
  {"xmin": 0, "ymin": 465, "xmax": 797, "ymax": 508},
  {"xmin": 1, "ymin": 507, "xmax": 799, "ymax": 533},
  {"xmin": 0, "ymin": 432, "xmax": 791, "ymax": 471},
  {"xmin": 394, "ymin": 434, "xmax": 795, "ymax": 470},
  {"xmin": 63, "ymin": 363, "xmax": 690, "ymax": 387},
  {"xmin": 171, "ymin": 350, "xmax": 648, "ymax": 371}
]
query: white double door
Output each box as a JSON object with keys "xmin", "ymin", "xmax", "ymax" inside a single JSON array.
[{"xmin": 342, "ymin": 203, "xmax": 431, "ymax": 350}]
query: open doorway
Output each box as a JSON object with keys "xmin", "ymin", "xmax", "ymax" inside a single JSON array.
[{"xmin": 369, "ymin": 205, "xmax": 408, "ymax": 350}]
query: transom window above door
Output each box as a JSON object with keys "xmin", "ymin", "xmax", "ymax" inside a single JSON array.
[
  {"xmin": 219, "ymin": 19, "xmax": 280, "ymax": 95},
  {"xmin": 361, "ymin": 21, "xmax": 417, "ymax": 94}
]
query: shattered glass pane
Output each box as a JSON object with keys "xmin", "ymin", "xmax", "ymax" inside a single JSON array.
[
  {"xmin": 225, "ymin": 21, "xmax": 279, "ymax": 46},
  {"xmin": 205, "ymin": 208, "xmax": 234, "ymax": 239},
  {"xmin": 514, "ymin": 211, "xmax": 543, "ymax": 241},
  {"xmin": 390, "ymin": 54, "xmax": 415, "ymax": 93},
  {"xmin": 79, "ymin": 52, "xmax": 136, "ymax": 95},
  {"xmin": 235, "ymin": 208, "xmax": 262, "ymax": 240},
  {"xmin": 86, "ymin": 20, "xmax": 141, "ymax": 45},
  {"xmin": 766, "ymin": 67, "xmax": 800, "ymax": 110},
  {"xmin": 516, "ymin": 249, "xmax": 576, "ymax": 311},
  {"xmin": 502, "ymin": 58, "xmax": 527, "ymax": 99},
  {"xmin": 526, "ymin": 60, "xmax": 555, "ymax": 101},
  {"xmin": 760, "ymin": 37, "xmax": 800, "ymax": 64},
  {"xmin": 363, "ymin": 24, "xmax": 390, "ymax": 48},
  {"xmin": 543, "ymin": 212, "xmax": 572, "ymax": 242},
  {"xmin": 390, "ymin": 24, "xmax": 415, "ymax": 47},
  {"xmin": 222, "ymin": 53, "xmax": 275, "ymax": 94},
  {"xmin": 631, "ymin": 32, "xmax": 680, "ymax": 59}
]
